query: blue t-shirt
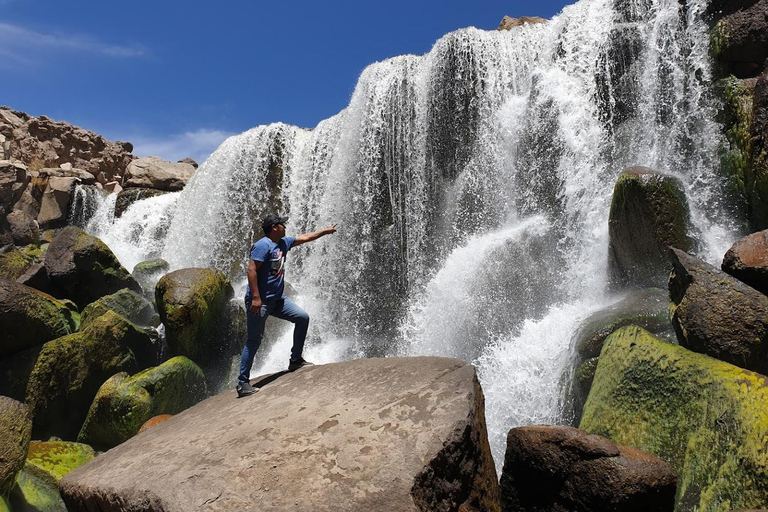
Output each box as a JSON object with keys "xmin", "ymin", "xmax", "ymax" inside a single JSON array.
[{"xmin": 245, "ymin": 236, "xmax": 296, "ymax": 301}]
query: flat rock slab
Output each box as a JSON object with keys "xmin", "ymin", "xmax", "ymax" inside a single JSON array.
[{"xmin": 60, "ymin": 357, "xmax": 500, "ymax": 512}]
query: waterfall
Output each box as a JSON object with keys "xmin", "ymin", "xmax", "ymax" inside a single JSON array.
[{"xmin": 82, "ymin": 0, "xmax": 739, "ymax": 469}]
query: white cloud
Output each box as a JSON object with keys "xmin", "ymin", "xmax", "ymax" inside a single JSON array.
[
  {"xmin": 130, "ymin": 129, "xmax": 236, "ymax": 165},
  {"xmin": 0, "ymin": 22, "xmax": 145, "ymax": 68}
]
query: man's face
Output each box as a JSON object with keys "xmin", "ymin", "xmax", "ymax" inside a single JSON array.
[{"xmin": 273, "ymin": 223, "xmax": 286, "ymax": 237}]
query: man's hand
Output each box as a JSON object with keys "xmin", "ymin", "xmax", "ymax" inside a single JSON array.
[
  {"xmin": 295, "ymin": 224, "xmax": 339, "ymax": 246},
  {"xmin": 250, "ymin": 297, "xmax": 263, "ymax": 316},
  {"xmin": 325, "ymin": 224, "xmax": 338, "ymax": 235}
]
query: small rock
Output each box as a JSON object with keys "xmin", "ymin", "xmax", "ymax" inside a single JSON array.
[
  {"xmin": 177, "ymin": 157, "xmax": 199, "ymax": 169},
  {"xmin": 722, "ymin": 229, "xmax": 768, "ymax": 295},
  {"xmin": 104, "ymin": 181, "xmax": 122, "ymax": 193},
  {"xmin": 60, "ymin": 162, "xmax": 72, "ymax": 171},
  {"xmin": 138, "ymin": 414, "xmax": 173, "ymax": 434}
]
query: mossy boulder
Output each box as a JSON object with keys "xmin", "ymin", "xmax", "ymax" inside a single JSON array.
[
  {"xmin": 132, "ymin": 258, "xmax": 169, "ymax": 294},
  {"xmin": 0, "ymin": 244, "xmax": 43, "ymax": 281},
  {"xmin": 80, "ymin": 288, "xmax": 157, "ymax": 330},
  {"xmin": 0, "ymin": 397, "xmax": 32, "ymax": 496},
  {"xmin": 0, "ymin": 278, "xmax": 77, "ymax": 359},
  {"xmin": 156, "ymin": 268, "xmax": 241, "ymax": 390},
  {"xmin": 669, "ymin": 248, "xmax": 768, "ymax": 374},
  {"xmin": 608, "ymin": 167, "xmax": 693, "ymax": 289},
  {"xmin": 78, "ymin": 356, "xmax": 206, "ymax": 450},
  {"xmin": 8, "ymin": 441, "xmax": 94, "ymax": 512},
  {"xmin": 580, "ymin": 325, "xmax": 768, "ymax": 512},
  {"xmin": 44, "ymin": 226, "xmax": 140, "ymax": 308},
  {"xmin": 25, "ymin": 310, "xmax": 158, "ymax": 440}
]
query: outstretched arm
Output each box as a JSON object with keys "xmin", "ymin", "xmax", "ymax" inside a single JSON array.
[{"xmin": 293, "ymin": 224, "xmax": 337, "ymax": 247}]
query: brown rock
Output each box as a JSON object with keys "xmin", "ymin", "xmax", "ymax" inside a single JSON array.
[
  {"xmin": 12, "ymin": 188, "xmax": 40, "ymax": 219},
  {"xmin": 37, "ymin": 176, "xmax": 77, "ymax": 228},
  {"xmin": 114, "ymin": 187, "xmax": 168, "ymax": 218},
  {"xmin": 177, "ymin": 157, "xmax": 198, "ymax": 169},
  {"xmin": 713, "ymin": 0, "xmax": 768, "ymax": 78},
  {"xmin": 0, "ymin": 107, "xmax": 133, "ymax": 183},
  {"xmin": 60, "ymin": 357, "xmax": 500, "ymax": 512},
  {"xmin": 0, "ymin": 396, "xmax": 32, "ymax": 496},
  {"xmin": 7, "ymin": 210, "xmax": 39, "ymax": 245},
  {"xmin": 498, "ymin": 15, "xmax": 547, "ymax": 30},
  {"xmin": 137, "ymin": 414, "xmax": 173, "ymax": 434},
  {"xmin": 670, "ymin": 248, "xmax": 768, "ymax": 373},
  {"xmin": 0, "ymin": 159, "xmax": 29, "ymax": 213},
  {"xmin": 38, "ymin": 167, "xmax": 96, "ymax": 185},
  {"xmin": 500, "ymin": 425, "xmax": 676, "ymax": 512},
  {"xmin": 723, "ymin": 229, "xmax": 768, "ymax": 295},
  {"xmin": 124, "ymin": 156, "xmax": 195, "ymax": 192}
]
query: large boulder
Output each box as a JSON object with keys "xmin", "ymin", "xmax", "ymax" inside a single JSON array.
[
  {"xmin": 0, "ymin": 159, "xmax": 29, "ymax": 213},
  {"xmin": 608, "ymin": 167, "xmax": 693, "ymax": 289},
  {"xmin": 60, "ymin": 357, "xmax": 500, "ymax": 512},
  {"xmin": 80, "ymin": 287, "xmax": 157, "ymax": 330},
  {"xmin": 114, "ymin": 187, "xmax": 168, "ymax": 218},
  {"xmin": 8, "ymin": 441, "xmax": 94, "ymax": 512},
  {"xmin": 580, "ymin": 325, "xmax": 768, "ymax": 512},
  {"xmin": 500, "ymin": 425, "xmax": 676, "ymax": 512},
  {"xmin": 723, "ymin": 228, "xmax": 768, "ymax": 296},
  {"xmin": 712, "ymin": 0, "xmax": 768, "ymax": 78},
  {"xmin": 0, "ymin": 244, "xmax": 43, "ymax": 281},
  {"xmin": 6, "ymin": 210, "xmax": 39, "ymax": 246},
  {"xmin": 36, "ymin": 176, "xmax": 78, "ymax": 229},
  {"xmin": 78, "ymin": 356, "xmax": 206, "ymax": 450},
  {"xmin": 156, "ymin": 268, "xmax": 240, "ymax": 389},
  {"xmin": 0, "ymin": 397, "xmax": 32, "ymax": 496},
  {"xmin": 123, "ymin": 156, "xmax": 195, "ymax": 192},
  {"xmin": 0, "ymin": 107, "xmax": 133, "ymax": 182},
  {"xmin": 0, "ymin": 345, "xmax": 44, "ymax": 402},
  {"xmin": 44, "ymin": 226, "xmax": 140, "ymax": 308},
  {"xmin": 0, "ymin": 277, "xmax": 77, "ymax": 358},
  {"xmin": 25, "ymin": 310, "xmax": 158, "ymax": 440},
  {"xmin": 669, "ymin": 248, "xmax": 768, "ymax": 373}
]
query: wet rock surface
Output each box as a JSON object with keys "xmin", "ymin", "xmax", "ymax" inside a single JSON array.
[
  {"xmin": 60, "ymin": 357, "xmax": 500, "ymax": 512},
  {"xmin": 500, "ymin": 425, "xmax": 676, "ymax": 512},
  {"xmin": 723, "ymin": 229, "xmax": 768, "ymax": 295},
  {"xmin": 669, "ymin": 248, "xmax": 768, "ymax": 374}
]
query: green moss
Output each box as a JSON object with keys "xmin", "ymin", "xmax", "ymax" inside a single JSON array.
[
  {"xmin": 133, "ymin": 259, "xmax": 169, "ymax": 275},
  {"xmin": 77, "ymin": 356, "xmax": 206, "ymax": 450},
  {"xmin": 0, "ymin": 495, "xmax": 9, "ymax": 512},
  {"xmin": 580, "ymin": 325, "xmax": 768, "ymax": 512},
  {"xmin": 0, "ymin": 247, "xmax": 35, "ymax": 280},
  {"xmin": 80, "ymin": 288, "xmax": 156, "ymax": 330},
  {"xmin": 25, "ymin": 441, "xmax": 95, "ymax": 483}
]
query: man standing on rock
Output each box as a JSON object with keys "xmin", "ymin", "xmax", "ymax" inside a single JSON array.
[{"xmin": 236, "ymin": 213, "xmax": 337, "ymax": 397}]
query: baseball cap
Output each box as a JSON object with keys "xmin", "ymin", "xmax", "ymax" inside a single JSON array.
[{"xmin": 262, "ymin": 213, "xmax": 289, "ymax": 233}]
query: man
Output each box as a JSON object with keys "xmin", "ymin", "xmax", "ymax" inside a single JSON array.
[{"xmin": 236, "ymin": 213, "xmax": 337, "ymax": 397}]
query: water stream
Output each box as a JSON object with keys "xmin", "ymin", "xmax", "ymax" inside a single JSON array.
[{"xmin": 80, "ymin": 0, "xmax": 740, "ymax": 468}]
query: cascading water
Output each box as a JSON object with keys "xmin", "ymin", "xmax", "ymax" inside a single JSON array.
[{"xmin": 88, "ymin": 0, "xmax": 740, "ymax": 469}]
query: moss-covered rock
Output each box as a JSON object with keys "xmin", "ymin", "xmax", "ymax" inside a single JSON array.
[
  {"xmin": 156, "ymin": 268, "xmax": 240, "ymax": 391},
  {"xmin": 0, "ymin": 345, "xmax": 43, "ymax": 402},
  {"xmin": 80, "ymin": 288, "xmax": 157, "ymax": 330},
  {"xmin": 25, "ymin": 310, "xmax": 158, "ymax": 440},
  {"xmin": 0, "ymin": 495, "xmax": 9, "ymax": 512},
  {"xmin": 44, "ymin": 226, "xmax": 140, "ymax": 308},
  {"xmin": 8, "ymin": 441, "xmax": 94, "ymax": 512},
  {"xmin": 78, "ymin": 356, "xmax": 206, "ymax": 450},
  {"xmin": 608, "ymin": 167, "xmax": 693, "ymax": 289},
  {"xmin": 0, "ymin": 397, "xmax": 32, "ymax": 496},
  {"xmin": 581, "ymin": 325, "xmax": 768, "ymax": 512},
  {"xmin": 132, "ymin": 258, "xmax": 169, "ymax": 294},
  {"xmin": 0, "ymin": 277, "xmax": 77, "ymax": 359},
  {"xmin": 0, "ymin": 244, "xmax": 43, "ymax": 281}
]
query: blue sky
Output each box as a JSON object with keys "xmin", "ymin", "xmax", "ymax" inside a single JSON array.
[{"xmin": 2, "ymin": 0, "xmax": 571, "ymax": 163}]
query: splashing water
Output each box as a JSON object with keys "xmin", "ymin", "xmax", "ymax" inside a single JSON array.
[{"xmin": 85, "ymin": 0, "xmax": 740, "ymax": 470}]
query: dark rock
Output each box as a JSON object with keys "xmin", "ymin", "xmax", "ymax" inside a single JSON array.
[
  {"xmin": 608, "ymin": 167, "xmax": 693, "ymax": 289},
  {"xmin": 500, "ymin": 425, "xmax": 676, "ymax": 512},
  {"xmin": 581, "ymin": 325, "xmax": 768, "ymax": 512},
  {"xmin": 44, "ymin": 226, "xmax": 140, "ymax": 308},
  {"xmin": 77, "ymin": 356, "xmax": 206, "ymax": 450},
  {"xmin": 156, "ymin": 268, "xmax": 240, "ymax": 391},
  {"xmin": 80, "ymin": 287, "xmax": 157, "ymax": 329},
  {"xmin": 0, "ymin": 160, "xmax": 29, "ymax": 213},
  {"xmin": 13, "ymin": 188, "xmax": 40, "ymax": 220},
  {"xmin": 123, "ymin": 156, "xmax": 195, "ymax": 192},
  {"xmin": 746, "ymin": 67, "xmax": 768, "ymax": 229},
  {"xmin": 0, "ymin": 107, "xmax": 134, "ymax": 183},
  {"xmin": 723, "ymin": 229, "xmax": 768, "ymax": 294},
  {"xmin": 61, "ymin": 357, "xmax": 500, "ymax": 512},
  {"xmin": 177, "ymin": 157, "xmax": 198, "ymax": 169},
  {"xmin": 0, "ymin": 397, "xmax": 32, "ymax": 496},
  {"xmin": 6, "ymin": 210, "xmax": 39, "ymax": 245},
  {"xmin": 25, "ymin": 310, "xmax": 157, "ymax": 440},
  {"xmin": 669, "ymin": 248, "xmax": 768, "ymax": 373},
  {"xmin": 0, "ymin": 277, "xmax": 77, "ymax": 358},
  {"xmin": 114, "ymin": 187, "xmax": 168, "ymax": 218},
  {"xmin": 15, "ymin": 261, "xmax": 53, "ymax": 294},
  {"xmin": 0, "ymin": 344, "xmax": 43, "ymax": 401},
  {"xmin": 712, "ymin": 0, "xmax": 768, "ymax": 78}
]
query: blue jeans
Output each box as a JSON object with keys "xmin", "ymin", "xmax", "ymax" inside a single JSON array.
[{"xmin": 238, "ymin": 296, "xmax": 310, "ymax": 383}]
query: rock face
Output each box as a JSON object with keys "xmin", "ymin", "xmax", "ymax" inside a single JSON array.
[
  {"xmin": 78, "ymin": 356, "xmax": 206, "ymax": 450},
  {"xmin": 156, "ymin": 268, "xmax": 240, "ymax": 389},
  {"xmin": 608, "ymin": 167, "xmax": 693, "ymax": 288},
  {"xmin": 0, "ymin": 277, "xmax": 77, "ymax": 358},
  {"xmin": 60, "ymin": 357, "xmax": 500, "ymax": 512},
  {"xmin": 722, "ymin": 229, "xmax": 768, "ymax": 295},
  {"xmin": 712, "ymin": 0, "xmax": 768, "ymax": 78},
  {"xmin": 0, "ymin": 397, "xmax": 32, "ymax": 496},
  {"xmin": 45, "ymin": 226, "xmax": 140, "ymax": 308},
  {"xmin": 37, "ymin": 176, "xmax": 79, "ymax": 228},
  {"xmin": 80, "ymin": 287, "xmax": 157, "ymax": 329},
  {"xmin": 669, "ymin": 248, "xmax": 768, "ymax": 374},
  {"xmin": 500, "ymin": 425, "xmax": 676, "ymax": 512},
  {"xmin": 497, "ymin": 15, "xmax": 547, "ymax": 30},
  {"xmin": 25, "ymin": 310, "xmax": 157, "ymax": 440},
  {"xmin": 0, "ymin": 160, "xmax": 29, "ymax": 213},
  {"xmin": 0, "ymin": 107, "xmax": 133, "ymax": 182},
  {"xmin": 580, "ymin": 326, "xmax": 768, "ymax": 512},
  {"xmin": 113, "ymin": 187, "xmax": 168, "ymax": 218},
  {"xmin": 124, "ymin": 156, "xmax": 195, "ymax": 192}
]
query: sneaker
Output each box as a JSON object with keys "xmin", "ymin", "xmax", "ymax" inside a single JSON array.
[
  {"xmin": 236, "ymin": 381, "xmax": 259, "ymax": 397},
  {"xmin": 288, "ymin": 357, "xmax": 314, "ymax": 372}
]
